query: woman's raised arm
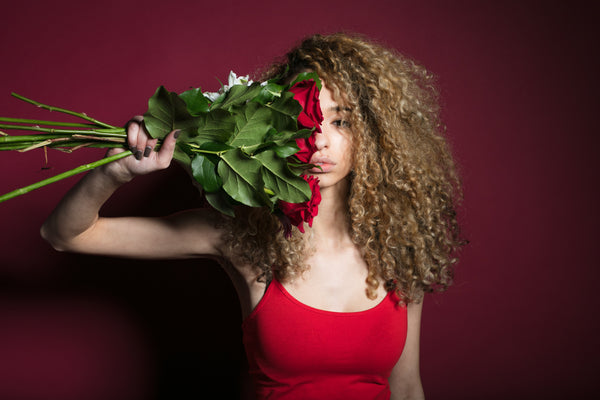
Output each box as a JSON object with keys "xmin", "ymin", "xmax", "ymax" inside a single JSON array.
[{"xmin": 40, "ymin": 118, "xmax": 224, "ymax": 260}]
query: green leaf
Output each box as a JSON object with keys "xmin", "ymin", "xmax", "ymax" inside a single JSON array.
[
  {"xmin": 191, "ymin": 153, "xmax": 222, "ymax": 193},
  {"xmin": 143, "ymin": 86, "xmax": 199, "ymax": 165},
  {"xmin": 254, "ymin": 150, "xmax": 311, "ymax": 203},
  {"xmin": 266, "ymin": 128, "xmax": 312, "ymax": 146},
  {"xmin": 198, "ymin": 141, "xmax": 233, "ymax": 165},
  {"xmin": 214, "ymin": 83, "xmax": 263, "ymax": 110},
  {"xmin": 204, "ymin": 191, "xmax": 235, "ymax": 217},
  {"xmin": 238, "ymin": 144, "xmax": 262, "ymax": 156},
  {"xmin": 238, "ymin": 127, "xmax": 309, "ymax": 157},
  {"xmin": 290, "ymin": 72, "xmax": 322, "ymax": 90},
  {"xmin": 254, "ymin": 82, "xmax": 285, "ymax": 105},
  {"xmin": 267, "ymin": 91, "xmax": 303, "ymax": 119},
  {"xmin": 271, "ymin": 112, "xmax": 297, "ymax": 133},
  {"xmin": 273, "ymin": 143, "xmax": 300, "ymax": 158},
  {"xmin": 171, "ymin": 142, "xmax": 194, "ymax": 166},
  {"xmin": 193, "ymin": 109, "xmax": 236, "ymax": 144},
  {"xmin": 218, "ymin": 149, "xmax": 264, "ymax": 207},
  {"xmin": 199, "ymin": 141, "xmax": 234, "ymax": 152},
  {"xmin": 172, "ymin": 149, "xmax": 192, "ymax": 165},
  {"xmin": 208, "ymin": 92, "xmax": 226, "ymax": 108},
  {"xmin": 179, "ymin": 88, "xmax": 210, "ymax": 115},
  {"xmin": 144, "ymin": 86, "xmax": 198, "ymax": 139},
  {"xmin": 287, "ymin": 161, "xmax": 314, "ymax": 176},
  {"xmin": 228, "ymin": 102, "xmax": 274, "ymax": 147}
]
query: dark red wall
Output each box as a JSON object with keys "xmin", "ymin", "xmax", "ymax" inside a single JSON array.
[{"xmin": 1, "ymin": 1, "xmax": 597, "ymax": 399}]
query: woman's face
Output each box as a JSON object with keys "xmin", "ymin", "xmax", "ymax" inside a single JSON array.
[{"xmin": 307, "ymin": 84, "xmax": 354, "ymax": 189}]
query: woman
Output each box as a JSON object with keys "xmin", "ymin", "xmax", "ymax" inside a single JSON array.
[{"xmin": 41, "ymin": 33, "xmax": 464, "ymax": 399}]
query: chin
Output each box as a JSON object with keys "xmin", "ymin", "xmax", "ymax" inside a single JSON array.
[{"xmin": 316, "ymin": 177, "xmax": 347, "ymax": 190}]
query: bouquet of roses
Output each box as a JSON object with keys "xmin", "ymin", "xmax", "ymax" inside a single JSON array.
[{"xmin": 0, "ymin": 71, "xmax": 323, "ymax": 236}]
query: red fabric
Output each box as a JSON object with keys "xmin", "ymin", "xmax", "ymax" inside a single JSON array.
[{"xmin": 242, "ymin": 279, "xmax": 407, "ymax": 400}]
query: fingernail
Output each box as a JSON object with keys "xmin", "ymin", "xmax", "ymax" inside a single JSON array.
[
  {"xmin": 129, "ymin": 145, "xmax": 138, "ymax": 154},
  {"xmin": 174, "ymin": 129, "xmax": 181, "ymax": 139},
  {"xmin": 135, "ymin": 150, "xmax": 142, "ymax": 160},
  {"xmin": 143, "ymin": 146, "xmax": 152, "ymax": 157}
]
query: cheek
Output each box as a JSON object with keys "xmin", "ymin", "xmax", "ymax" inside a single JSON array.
[{"xmin": 340, "ymin": 140, "xmax": 354, "ymax": 173}]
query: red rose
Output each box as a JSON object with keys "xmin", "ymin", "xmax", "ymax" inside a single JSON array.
[
  {"xmin": 277, "ymin": 175, "xmax": 322, "ymax": 237},
  {"xmin": 288, "ymin": 79, "xmax": 323, "ymax": 163},
  {"xmin": 288, "ymin": 79, "xmax": 323, "ymax": 131},
  {"xmin": 294, "ymin": 133, "xmax": 317, "ymax": 164}
]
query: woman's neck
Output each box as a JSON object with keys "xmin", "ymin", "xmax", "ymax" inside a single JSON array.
[{"xmin": 309, "ymin": 178, "xmax": 352, "ymax": 247}]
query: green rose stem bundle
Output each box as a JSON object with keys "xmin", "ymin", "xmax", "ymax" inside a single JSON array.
[
  {"xmin": 0, "ymin": 93, "xmax": 132, "ymax": 202},
  {"xmin": 0, "ymin": 72, "xmax": 323, "ymax": 224}
]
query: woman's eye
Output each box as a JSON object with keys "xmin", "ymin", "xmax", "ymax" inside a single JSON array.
[{"xmin": 333, "ymin": 120, "xmax": 350, "ymax": 128}]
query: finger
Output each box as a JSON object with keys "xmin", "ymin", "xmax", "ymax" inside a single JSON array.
[
  {"xmin": 127, "ymin": 120, "xmax": 140, "ymax": 156},
  {"xmin": 133, "ymin": 122, "xmax": 150, "ymax": 160},
  {"xmin": 105, "ymin": 147, "xmax": 125, "ymax": 157},
  {"xmin": 124, "ymin": 115, "xmax": 144, "ymax": 128},
  {"xmin": 125, "ymin": 116, "xmax": 144, "ymax": 158},
  {"xmin": 143, "ymin": 144, "xmax": 153, "ymax": 158},
  {"xmin": 156, "ymin": 129, "xmax": 180, "ymax": 166},
  {"xmin": 144, "ymin": 138, "xmax": 158, "ymax": 158}
]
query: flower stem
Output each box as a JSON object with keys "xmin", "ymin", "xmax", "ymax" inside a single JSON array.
[
  {"xmin": 0, "ymin": 123, "xmax": 125, "ymax": 137},
  {"xmin": 0, "ymin": 117, "xmax": 98, "ymax": 128},
  {"xmin": 1, "ymin": 134, "xmax": 70, "ymax": 143},
  {"xmin": 0, "ymin": 150, "xmax": 132, "ymax": 203},
  {"xmin": 11, "ymin": 93, "xmax": 118, "ymax": 129},
  {"xmin": 0, "ymin": 134, "xmax": 126, "ymax": 152}
]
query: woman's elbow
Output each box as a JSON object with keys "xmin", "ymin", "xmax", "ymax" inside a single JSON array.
[{"xmin": 40, "ymin": 222, "xmax": 70, "ymax": 252}]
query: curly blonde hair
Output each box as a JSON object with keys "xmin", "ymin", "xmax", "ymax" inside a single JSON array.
[{"xmin": 220, "ymin": 33, "xmax": 465, "ymax": 303}]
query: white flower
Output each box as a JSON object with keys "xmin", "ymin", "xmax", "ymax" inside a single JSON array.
[
  {"xmin": 203, "ymin": 71, "xmax": 254, "ymax": 102},
  {"xmin": 203, "ymin": 91, "xmax": 221, "ymax": 102},
  {"xmin": 227, "ymin": 71, "xmax": 253, "ymax": 87}
]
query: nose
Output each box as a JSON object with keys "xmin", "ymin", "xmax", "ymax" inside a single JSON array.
[{"xmin": 313, "ymin": 127, "xmax": 328, "ymax": 150}]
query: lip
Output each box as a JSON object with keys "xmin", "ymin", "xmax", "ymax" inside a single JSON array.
[{"xmin": 309, "ymin": 156, "xmax": 335, "ymax": 173}]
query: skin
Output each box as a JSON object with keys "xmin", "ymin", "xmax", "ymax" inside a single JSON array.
[{"xmin": 40, "ymin": 86, "xmax": 425, "ymax": 399}]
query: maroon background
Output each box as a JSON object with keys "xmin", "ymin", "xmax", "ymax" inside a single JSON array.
[{"xmin": 1, "ymin": 1, "xmax": 598, "ymax": 399}]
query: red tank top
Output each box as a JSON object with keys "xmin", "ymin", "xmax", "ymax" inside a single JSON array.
[{"xmin": 242, "ymin": 278, "xmax": 408, "ymax": 400}]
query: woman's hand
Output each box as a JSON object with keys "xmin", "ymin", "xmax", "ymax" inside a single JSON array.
[{"xmin": 102, "ymin": 116, "xmax": 180, "ymax": 184}]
